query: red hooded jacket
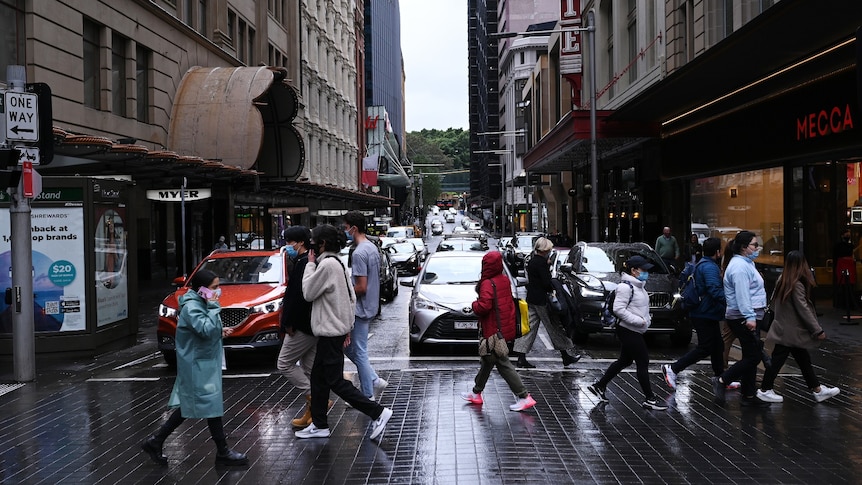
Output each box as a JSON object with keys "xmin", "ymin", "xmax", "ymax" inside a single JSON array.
[{"xmin": 471, "ymin": 251, "xmax": 516, "ymax": 341}]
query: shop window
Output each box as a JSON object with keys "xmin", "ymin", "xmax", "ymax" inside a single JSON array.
[
  {"xmin": 690, "ymin": 167, "xmax": 784, "ymax": 268},
  {"xmin": 0, "ymin": 0, "xmax": 24, "ymax": 83}
]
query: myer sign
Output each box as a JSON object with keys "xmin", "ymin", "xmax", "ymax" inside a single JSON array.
[{"xmin": 146, "ymin": 188, "xmax": 212, "ymax": 202}]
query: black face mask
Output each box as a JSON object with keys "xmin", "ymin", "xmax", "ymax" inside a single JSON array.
[{"xmin": 309, "ymin": 241, "xmax": 320, "ymax": 254}]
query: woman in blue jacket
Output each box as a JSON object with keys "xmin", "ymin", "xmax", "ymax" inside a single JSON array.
[{"xmin": 142, "ymin": 269, "xmax": 248, "ymax": 466}]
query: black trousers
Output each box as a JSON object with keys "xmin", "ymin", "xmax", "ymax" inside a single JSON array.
[
  {"xmin": 671, "ymin": 317, "xmax": 724, "ymax": 376},
  {"xmin": 760, "ymin": 344, "xmax": 820, "ymax": 391},
  {"xmin": 597, "ymin": 326, "xmax": 654, "ymax": 400},
  {"xmin": 310, "ymin": 335, "xmax": 383, "ymax": 429},
  {"xmin": 720, "ymin": 318, "xmax": 761, "ymax": 397}
]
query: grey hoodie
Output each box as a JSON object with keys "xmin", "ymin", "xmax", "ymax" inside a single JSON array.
[{"xmin": 302, "ymin": 252, "xmax": 357, "ymax": 337}]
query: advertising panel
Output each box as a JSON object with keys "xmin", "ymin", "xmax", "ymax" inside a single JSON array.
[
  {"xmin": 95, "ymin": 206, "xmax": 128, "ymax": 326},
  {"xmin": 0, "ymin": 206, "xmax": 86, "ymax": 332}
]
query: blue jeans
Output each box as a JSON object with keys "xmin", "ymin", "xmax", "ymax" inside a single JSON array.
[{"xmin": 344, "ymin": 316, "xmax": 379, "ymax": 399}]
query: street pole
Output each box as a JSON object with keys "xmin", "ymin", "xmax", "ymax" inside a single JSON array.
[
  {"xmin": 7, "ymin": 65, "xmax": 35, "ymax": 382},
  {"xmin": 180, "ymin": 176, "xmax": 187, "ymax": 278},
  {"xmin": 588, "ymin": 10, "xmax": 599, "ymax": 242}
]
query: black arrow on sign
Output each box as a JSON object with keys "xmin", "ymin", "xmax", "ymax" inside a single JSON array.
[{"xmin": 10, "ymin": 126, "xmax": 34, "ymax": 135}]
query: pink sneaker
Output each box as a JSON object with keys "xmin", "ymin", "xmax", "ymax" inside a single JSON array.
[
  {"xmin": 509, "ymin": 394, "xmax": 536, "ymax": 411},
  {"xmin": 726, "ymin": 381, "xmax": 741, "ymax": 390},
  {"xmin": 460, "ymin": 391, "xmax": 483, "ymax": 405}
]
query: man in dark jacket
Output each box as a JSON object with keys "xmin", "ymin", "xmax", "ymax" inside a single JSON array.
[
  {"xmin": 276, "ymin": 226, "xmax": 317, "ymax": 427},
  {"xmin": 513, "ymin": 237, "xmax": 581, "ymax": 368},
  {"xmin": 663, "ymin": 237, "xmax": 727, "ymax": 389},
  {"xmin": 460, "ymin": 250, "xmax": 536, "ymax": 411}
]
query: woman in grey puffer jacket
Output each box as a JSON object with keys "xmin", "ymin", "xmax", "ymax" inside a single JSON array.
[{"xmin": 587, "ymin": 255, "xmax": 667, "ymax": 411}]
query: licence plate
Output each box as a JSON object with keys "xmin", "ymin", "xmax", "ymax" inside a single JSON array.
[{"xmin": 454, "ymin": 321, "xmax": 477, "ymax": 330}]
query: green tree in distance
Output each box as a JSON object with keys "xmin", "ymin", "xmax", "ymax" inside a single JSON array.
[{"xmin": 406, "ymin": 128, "xmax": 468, "ymax": 208}]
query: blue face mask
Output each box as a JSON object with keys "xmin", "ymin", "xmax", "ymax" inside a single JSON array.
[
  {"xmin": 748, "ymin": 250, "xmax": 760, "ymax": 261},
  {"xmin": 345, "ymin": 229, "xmax": 354, "ymax": 242},
  {"xmin": 637, "ymin": 271, "xmax": 650, "ymax": 281},
  {"xmin": 285, "ymin": 244, "xmax": 298, "ymax": 259}
]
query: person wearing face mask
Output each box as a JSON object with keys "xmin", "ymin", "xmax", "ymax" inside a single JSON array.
[
  {"xmin": 711, "ymin": 231, "xmax": 770, "ymax": 408},
  {"xmin": 142, "ymin": 269, "xmax": 248, "ymax": 466},
  {"xmin": 341, "ymin": 211, "xmax": 387, "ymax": 401},
  {"xmin": 587, "ymin": 255, "xmax": 667, "ymax": 410},
  {"xmin": 276, "ymin": 226, "xmax": 321, "ymax": 428}
]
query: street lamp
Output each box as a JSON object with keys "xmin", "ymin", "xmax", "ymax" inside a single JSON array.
[{"xmin": 490, "ymin": 13, "xmax": 599, "ymax": 241}]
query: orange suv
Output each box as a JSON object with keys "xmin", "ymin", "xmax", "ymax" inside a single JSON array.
[{"xmin": 157, "ymin": 249, "xmax": 287, "ymax": 366}]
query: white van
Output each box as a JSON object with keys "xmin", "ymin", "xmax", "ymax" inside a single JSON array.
[
  {"xmin": 691, "ymin": 223, "xmax": 710, "ymax": 245},
  {"xmin": 387, "ymin": 226, "xmax": 415, "ymax": 239}
]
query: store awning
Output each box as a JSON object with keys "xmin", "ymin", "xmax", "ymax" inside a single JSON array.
[
  {"xmin": 610, "ymin": 0, "xmax": 862, "ymax": 126},
  {"xmin": 522, "ymin": 110, "xmax": 659, "ymax": 173},
  {"xmin": 168, "ymin": 66, "xmax": 305, "ymax": 180},
  {"xmin": 263, "ymin": 180, "xmax": 392, "ymax": 207}
]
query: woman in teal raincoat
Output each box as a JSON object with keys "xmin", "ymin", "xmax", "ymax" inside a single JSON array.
[{"xmin": 141, "ymin": 269, "xmax": 248, "ymax": 466}]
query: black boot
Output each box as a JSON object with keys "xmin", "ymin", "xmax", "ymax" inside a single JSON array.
[
  {"xmin": 517, "ymin": 354, "xmax": 536, "ymax": 369},
  {"xmin": 214, "ymin": 439, "xmax": 249, "ymax": 466},
  {"xmin": 141, "ymin": 435, "xmax": 168, "ymax": 465},
  {"xmin": 561, "ymin": 350, "xmax": 581, "ymax": 367}
]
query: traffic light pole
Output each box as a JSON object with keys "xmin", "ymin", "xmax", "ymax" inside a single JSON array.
[{"xmin": 5, "ymin": 66, "xmax": 35, "ymax": 382}]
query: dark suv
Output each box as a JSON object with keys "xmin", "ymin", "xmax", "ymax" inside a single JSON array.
[
  {"xmin": 556, "ymin": 242, "xmax": 690, "ymax": 346},
  {"xmin": 503, "ymin": 232, "xmax": 545, "ymax": 275}
]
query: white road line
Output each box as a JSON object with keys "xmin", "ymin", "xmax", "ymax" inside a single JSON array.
[
  {"xmin": 87, "ymin": 377, "xmax": 160, "ymax": 382},
  {"xmin": 223, "ymin": 373, "xmax": 271, "ymax": 379},
  {"xmin": 113, "ymin": 353, "xmax": 162, "ymax": 370}
]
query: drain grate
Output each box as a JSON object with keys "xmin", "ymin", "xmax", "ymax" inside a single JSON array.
[{"xmin": 0, "ymin": 383, "xmax": 25, "ymax": 397}]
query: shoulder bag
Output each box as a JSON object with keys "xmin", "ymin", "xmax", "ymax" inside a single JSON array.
[{"xmin": 478, "ymin": 280, "xmax": 510, "ymax": 358}]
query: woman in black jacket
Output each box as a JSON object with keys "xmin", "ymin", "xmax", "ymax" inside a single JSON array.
[{"xmin": 512, "ymin": 237, "xmax": 581, "ymax": 368}]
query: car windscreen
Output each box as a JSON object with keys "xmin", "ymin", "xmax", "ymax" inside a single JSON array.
[
  {"xmin": 390, "ymin": 243, "xmax": 416, "ymax": 254},
  {"xmin": 581, "ymin": 247, "xmax": 616, "ymax": 273},
  {"xmin": 198, "ymin": 254, "xmax": 284, "ymax": 284},
  {"xmin": 602, "ymin": 247, "xmax": 670, "ymax": 274},
  {"xmin": 515, "ymin": 235, "xmax": 539, "ymax": 249},
  {"xmin": 420, "ymin": 257, "xmax": 482, "ymax": 285}
]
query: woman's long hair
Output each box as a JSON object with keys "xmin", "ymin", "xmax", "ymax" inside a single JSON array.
[
  {"xmin": 311, "ymin": 224, "xmax": 347, "ymax": 254},
  {"xmin": 774, "ymin": 250, "xmax": 815, "ymax": 303}
]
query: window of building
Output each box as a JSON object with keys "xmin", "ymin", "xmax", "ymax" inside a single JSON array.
[
  {"xmin": 519, "ymin": 51, "xmax": 524, "ymax": 65},
  {"xmin": 227, "ymin": 10, "xmax": 235, "ymax": 45},
  {"xmin": 83, "ymin": 18, "xmax": 101, "ymax": 109},
  {"xmin": 183, "ymin": 0, "xmax": 192, "ymax": 26},
  {"xmin": 627, "ymin": 0, "xmax": 637, "ymax": 84},
  {"xmin": 136, "ymin": 44, "xmax": 150, "ymax": 122},
  {"xmin": 690, "ymin": 167, "xmax": 784, "ymax": 269},
  {"xmin": 198, "ymin": 0, "xmax": 207, "ymax": 35},
  {"xmin": 112, "ymin": 32, "xmax": 128, "ymax": 117},
  {"xmin": 238, "ymin": 19, "xmax": 246, "ymax": 63},
  {"xmin": 248, "ymin": 28, "xmax": 255, "ymax": 65},
  {"xmin": 705, "ymin": 0, "xmax": 733, "ymax": 48},
  {"xmin": 0, "ymin": 0, "xmax": 24, "ymax": 83}
]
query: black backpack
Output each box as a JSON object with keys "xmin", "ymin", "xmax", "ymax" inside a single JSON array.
[{"xmin": 601, "ymin": 281, "xmax": 634, "ymax": 327}]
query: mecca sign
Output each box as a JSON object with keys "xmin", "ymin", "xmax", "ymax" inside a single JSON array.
[{"xmin": 2, "ymin": 91, "xmax": 39, "ymax": 142}]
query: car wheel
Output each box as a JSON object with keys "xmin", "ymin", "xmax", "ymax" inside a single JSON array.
[
  {"xmin": 670, "ymin": 324, "xmax": 693, "ymax": 347},
  {"xmin": 162, "ymin": 350, "xmax": 177, "ymax": 368}
]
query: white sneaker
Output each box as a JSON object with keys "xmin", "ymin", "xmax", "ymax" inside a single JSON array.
[
  {"xmin": 373, "ymin": 377, "xmax": 389, "ymax": 392},
  {"xmin": 370, "ymin": 407, "xmax": 393, "ymax": 440},
  {"xmin": 813, "ymin": 386, "xmax": 840, "ymax": 403},
  {"xmin": 662, "ymin": 364, "xmax": 677, "ymax": 390},
  {"xmin": 295, "ymin": 423, "xmax": 330, "ymax": 439},
  {"xmin": 756, "ymin": 389, "xmax": 784, "ymax": 403}
]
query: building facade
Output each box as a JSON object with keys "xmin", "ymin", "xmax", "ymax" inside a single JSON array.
[{"xmin": 0, "ymin": 0, "xmax": 390, "ymax": 281}]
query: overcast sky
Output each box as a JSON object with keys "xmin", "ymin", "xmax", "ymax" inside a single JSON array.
[{"xmin": 400, "ymin": 1, "xmax": 469, "ymax": 132}]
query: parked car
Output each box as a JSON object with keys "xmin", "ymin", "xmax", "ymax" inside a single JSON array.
[
  {"xmin": 386, "ymin": 241, "xmax": 422, "ymax": 275},
  {"xmin": 556, "ymin": 241, "xmax": 690, "ymax": 346},
  {"xmin": 157, "ymin": 249, "xmax": 287, "ymax": 366},
  {"xmin": 402, "ymin": 251, "xmax": 523, "ymax": 355},
  {"xmin": 339, "ymin": 235, "xmax": 399, "ymax": 302},
  {"xmin": 504, "ymin": 232, "xmax": 545, "ymax": 275}
]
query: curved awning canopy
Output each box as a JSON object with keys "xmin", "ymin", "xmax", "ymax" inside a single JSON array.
[{"xmin": 168, "ymin": 66, "xmax": 304, "ymax": 180}]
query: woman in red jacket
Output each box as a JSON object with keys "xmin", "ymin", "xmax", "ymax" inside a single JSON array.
[{"xmin": 460, "ymin": 251, "xmax": 536, "ymax": 411}]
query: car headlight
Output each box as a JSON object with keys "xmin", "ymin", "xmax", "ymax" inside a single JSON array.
[
  {"xmin": 580, "ymin": 287, "xmax": 604, "ymax": 298},
  {"xmin": 408, "ymin": 254, "xmax": 417, "ymax": 263},
  {"xmin": 252, "ymin": 299, "xmax": 283, "ymax": 314},
  {"xmin": 158, "ymin": 304, "xmax": 177, "ymax": 318},
  {"xmin": 413, "ymin": 293, "xmax": 440, "ymax": 312}
]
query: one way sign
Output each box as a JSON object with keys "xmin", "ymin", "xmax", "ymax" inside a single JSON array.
[{"xmin": 2, "ymin": 91, "xmax": 39, "ymax": 142}]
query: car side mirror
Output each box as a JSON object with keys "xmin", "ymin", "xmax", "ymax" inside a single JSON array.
[
  {"xmin": 400, "ymin": 278, "xmax": 415, "ymax": 287},
  {"xmin": 516, "ymin": 276, "xmax": 528, "ymax": 287},
  {"xmin": 172, "ymin": 276, "xmax": 186, "ymax": 286},
  {"xmin": 559, "ymin": 263, "xmax": 573, "ymax": 274}
]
